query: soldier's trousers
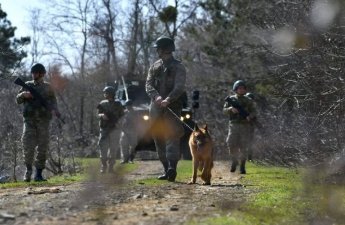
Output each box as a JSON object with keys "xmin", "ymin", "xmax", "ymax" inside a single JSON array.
[
  {"xmin": 226, "ymin": 122, "xmax": 252, "ymax": 161},
  {"xmin": 119, "ymin": 131, "xmax": 137, "ymax": 161},
  {"xmin": 22, "ymin": 119, "xmax": 50, "ymax": 169},
  {"xmin": 150, "ymin": 107, "xmax": 184, "ymax": 163},
  {"xmin": 98, "ymin": 128, "xmax": 120, "ymax": 165}
]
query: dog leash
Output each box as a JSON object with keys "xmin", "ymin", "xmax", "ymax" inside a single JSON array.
[{"xmin": 166, "ymin": 107, "xmax": 194, "ymax": 132}]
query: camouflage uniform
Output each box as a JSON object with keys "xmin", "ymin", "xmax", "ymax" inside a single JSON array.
[
  {"xmin": 16, "ymin": 79, "xmax": 57, "ymax": 179},
  {"xmin": 97, "ymin": 99, "xmax": 124, "ymax": 172},
  {"xmin": 119, "ymin": 107, "xmax": 137, "ymax": 163},
  {"xmin": 146, "ymin": 56, "xmax": 186, "ymax": 180},
  {"xmin": 223, "ymin": 92, "xmax": 256, "ymax": 174}
]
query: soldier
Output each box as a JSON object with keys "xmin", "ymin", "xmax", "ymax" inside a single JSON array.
[
  {"xmin": 223, "ymin": 80, "xmax": 256, "ymax": 174},
  {"xmin": 146, "ymin": 36, "xmax": 186, "ymax": 182},
  {"xmin": 16, "ymin": 63, "xmax": 59, "ymax": 182},
  {"xmin": 119, "ymin": 99, "xmax": 137, "ymax": 164},
  {"xmin": 97, "ymin": 86, "xmax": 124, "ymax": 173}
]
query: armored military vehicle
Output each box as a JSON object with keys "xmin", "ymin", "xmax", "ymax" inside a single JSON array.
[{"xmin": 115, "ymin": 78, "xmax": 196, "ymax": 159}]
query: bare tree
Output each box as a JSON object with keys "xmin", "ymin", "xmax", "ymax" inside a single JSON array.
[
  {"xmin": 90, "ymin": 0, "xmax": 120, "ymax": 82},
  {"xmin": 45, "ymin": 0, "xmax": 95, "ymax": 136},
  {"xmin": 148, "ymin": 0, "xmax": 199, "ymax": 39},
  {"xmin": 28, "ymin": 8, "xmax": 43, "ymax": 65},
  {"xmin": 126, "ymin": 0, "xmax": 140, "ymax": 76}
]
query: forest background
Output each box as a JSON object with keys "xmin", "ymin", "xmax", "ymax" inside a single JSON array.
[{"xmin": 0, "ymin": 0, "xmax": 344, "ymax": 179}]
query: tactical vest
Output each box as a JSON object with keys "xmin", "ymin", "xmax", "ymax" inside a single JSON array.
[
  {"xmin": 225, "ymin": 95, "xmax": 253, "ymax": 122},
  {"xmin": 152, "ymin": 58, "xmax": 185, "ymax": 108},
  {"xmin": 98, "ymin": 100, "xmax": 124, "ymax": 129},
  {"xmin": 21, "ymin": 81, "xmax": 55, "ymax": 120}
]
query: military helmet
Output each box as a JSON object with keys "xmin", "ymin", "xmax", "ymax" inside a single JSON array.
[
  {"xmin": 246, "ymin": 92, "xmax": 254, "ymax": 100},
  {"xmin": 125, "ymin": 99, "xmax": 133, "ymax": 106},
  {"xmin": 153, "ymin": 36, "xmax": 175, "ymax": 52},
  {"xmin": 31, "ymin": 63, "xmax": 46, "ymax": 74},
  {"xmin": 103, "ymin": 86, "xmax": 116, "ymax": 96},
  {"xmin": 232, "ymin": 80, "xmax": 246, "ymax": 91}
]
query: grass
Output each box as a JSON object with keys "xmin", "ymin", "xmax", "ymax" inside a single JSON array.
[
  {"xmin": 184, "ymin": 162, "xmax": 345, "ymax": 225},
  {"xmin": 0, "ymin": 158, "xmax": 138, "ymax": 189},
  {"xmin": 2, "ymin": 159, "xmax": 344, "ymax": 225},
  {"xmin": 238, "ymin": 164, "xmax": 306, "ymax": 225}
]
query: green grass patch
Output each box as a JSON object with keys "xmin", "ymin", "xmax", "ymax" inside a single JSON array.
[
  {"xmin": 0, "ymin": 158, "xmax": 138, "ymax": 189},
  {"xmin": 0, "ymin": 173, "xmax": 85, "ymax": 189},
  {"xmin": 185, "ymin": 162, "xmax": 345, "ymax": 225},
  {"xmin": 187, "ymin": 216, "xmax": 248, "ymax": 225},
  {"xmin": 205, "ymin": 163, "xmax": 308, "ymax": 225}
]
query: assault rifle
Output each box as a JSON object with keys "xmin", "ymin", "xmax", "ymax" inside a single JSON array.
[
  {"xmin": 225, "ymin": 97, "xmax": 250, "ymax": 119},
  {"xmin": 225, "ymin": 96, "xmax": 263, "ymax": 129},
  {"xmin": 14, "ymin": 77, "xmax": 65, "ymax": 124},
  {"xmin": 98, "ymin": 101, "xmax": 124, "ymax": 129}
]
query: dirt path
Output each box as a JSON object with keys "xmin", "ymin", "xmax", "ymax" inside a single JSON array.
[{"xmin": 0, "ymin": 160, "xmax": 252, "ymax": 225}]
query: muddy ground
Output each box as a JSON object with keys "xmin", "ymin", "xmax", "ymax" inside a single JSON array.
[{"xmin": 0, "ymin": 160, "xmax": 253, "ymax": 225}]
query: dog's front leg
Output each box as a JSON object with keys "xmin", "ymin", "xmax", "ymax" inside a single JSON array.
[
  {"xmin": 188, "ymin": 159, "xmax": 199, "ymax": 184},
  {"xmin": 201, "ymin": 159, "xmax": 212, "ymax": 185}
]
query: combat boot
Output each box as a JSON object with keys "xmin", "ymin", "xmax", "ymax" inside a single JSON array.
[
  {"xmin": 157, "ymin": 161, "xmax": 169, "ymax": 180},
  {"xmin": 34, "ymin": 168, "xmax": 47, "ymax": 182},
  {"xmin": 167, "ymin": 160, "xmax": 178, "ymax": 182},
  {"xmin": 120, "ymin": 160, "xmax": 128, "ymax": 164},
  {"xmin": 100, "ymin": 159, "xmax": 107, "ymax": 174},
  {"xmin": 230, "ymin": 159, "xmax": 238, "ymax": 173},
  {"xmin": 128, "ymin": 153, "xmax": 135, "ymax": 163},
  {"xmin": 240, "ymin": 160, "xmax": 246, "ymax": 174},
  {"xmin": 248, "ymin": 153, "xmax": 252, "ymax": 161},
  {"xmin": 23, "ymin": 165, "xmax": 32, "ymax": 182},
  {"xmin": 108, "ymin": 163, "xmax": 115, "ymax": 173},
  {"xmin": 108, "ymin": 159, "xmax": 116, "ymax": 173}
]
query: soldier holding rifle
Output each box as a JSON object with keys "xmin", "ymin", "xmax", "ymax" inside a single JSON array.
[
  {"xmin": 97, "ymin": 86, "xmax": 124, "ymax": 173},
  {"xmin": 15, "ymin": 63, "xmax": 60, "ymax": 182},
  {"xmin": 223, "ymin": 80, "xmax": 257, "ymax": 174}
]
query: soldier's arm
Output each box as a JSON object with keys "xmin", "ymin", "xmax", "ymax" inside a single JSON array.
[
  {"xmin": 97, "ymin": 103, "xmax": 106, "ymax": 119},
  {"xmin": 165, "ymin": 63, "xmax": 186, "ymax": 103},
  {"xmin": 46, "ymin": 83, "xmax": 59, "ymax": 113},
  {"xmin": 223, "ymin": 102, "xmax": 234, "ymax": 115},
  {"xmin": 16, "ymin": 87, "xmax": 25, "ymax": 104},
  {"xmin": 117, "ymin": 102, "xmax": 125, "ymax": 118},
  {"xmin": 145, "ymin": 66, "xmax": 160, "ymax": 100},
  {"xmin": 247, "ymin": 99, "xmax": 257, "ymax": 120},
  {"xmin": 223, "ymin": 97, "xmax": 237, "ymax": 115},
  {"xmin": 16, "ymin": 87, "xmax": 32, "ymax": 104}
]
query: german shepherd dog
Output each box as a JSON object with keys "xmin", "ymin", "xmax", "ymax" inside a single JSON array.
[{"xmin": 188, "ymin": 124, "xmax": 214, "ymax": 185}]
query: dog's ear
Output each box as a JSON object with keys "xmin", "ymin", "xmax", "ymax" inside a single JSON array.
[
  {"xmin": 193, "ymin": 124, "xmax": 199, "ymax": 131},
  {"xmin": 203, "ymin": 124, "xmax": 210, "ymax": 135}
]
